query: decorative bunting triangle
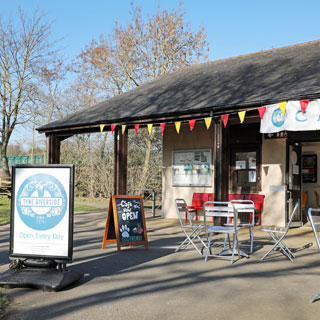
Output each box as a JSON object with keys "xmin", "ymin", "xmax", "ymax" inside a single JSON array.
[
  {"xmin": 221, "ymin": 115, "xmax": 229, "ymax": 128},
  {"xmin": 278, "ymin": 101, "xmax": 287, "ymax": 116},
  {"xmin": 160, "ymin": 123, "xmax": 166, "ymax": 135},
  {"xmin": 205, "ymin": 117, "xmax": 212, "ymax": 129},
  {"xmin": 189, "ymin": 120, "xmax": 196, "ymax": 131},
  {"xmin": 147, "ymin": 124, "xmax": 153, "ymax": 135},
  {"xmin": 134, "ymin": 124, "xmax": 139, "ymax": 134},
  {"xmin": 238, "ymin": 111, "xmax": 246, "ymax": 123},
  {"xmin": 100, "ymin": 124, "xmax": 105, "ymax": 133},
  {"xmin": 175, "ymin": 122, "xmax": 181, "ymax": 134},
  {"xmin": 122, "ymin": 125, "xmax": 126, "ymax": 134},
  {"xmin": 111, "ymin": 125, "xmax": 116, "ymax": 134},
  {"xmin": 300, "ymin": 100, "xmax": 309, "ymax": 114},
  {"xmin": 258, "ymin": 106, "xmax": 266, "ymax": 119}
]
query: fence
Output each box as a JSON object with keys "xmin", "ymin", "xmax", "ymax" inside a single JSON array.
[{"xmin": 0, "ymin": 155, "xmax": 45, "ymax": 166}]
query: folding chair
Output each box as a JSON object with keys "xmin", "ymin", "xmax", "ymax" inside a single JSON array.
[
  {"xmin": 229, "ymin": 199, "xmax": 255, "ymax": 253},
  {"xmin": 307, "ymin": 208, "xmax": 320, "ymax": 251},
  {"xmin": 260, "ymin": 203, "xmax": 299, "ymax": 262},
  {"xmin": 174, "ymin": 198, "xmax": 207, "ymax": 255},
  {"xmin": 308, "ymin": 208, "xmax": 320, "ymax": 303},
  {"xmin": 203, "ymin": 201, "xmax": 241, "ymax": 264}
]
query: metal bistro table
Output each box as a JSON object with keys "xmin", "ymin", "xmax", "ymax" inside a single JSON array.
[
  {"xmin": 203, "ymin": 201, "xmax": 250, "ymax": 261},
  {"xmin": 229, "ymin": 200, "xmax": 256, "ymax": 254}
]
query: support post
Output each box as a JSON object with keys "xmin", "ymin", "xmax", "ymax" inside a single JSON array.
[
  {"xmin": 47, "ymin": 135, "xmax": 61, "ymax": 164},
  {"xmin": 113, "ymin": 127, "xmax": 128, "ymax": 195},
  {"xmin": 213, "ymin": 119, "xmax": 229, "ymax": 225}
]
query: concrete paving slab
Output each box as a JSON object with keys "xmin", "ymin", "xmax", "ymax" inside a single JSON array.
[{"xmin": 1, "ymin": 209, "xmax": 320, "ymax": 319}]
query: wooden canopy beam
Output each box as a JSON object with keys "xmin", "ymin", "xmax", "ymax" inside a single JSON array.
[
  {"xmin": 213, "ymin": 119, "xmax": 229, "ymax": 225},
  {"xmin": 113, "ymin": 127, "xmax": 128, "ymax": 195}
]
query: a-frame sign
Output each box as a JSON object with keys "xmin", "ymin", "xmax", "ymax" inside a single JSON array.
[{"xmin": 102, "ymin": 195, "xmax": 148, "ymax": 251}]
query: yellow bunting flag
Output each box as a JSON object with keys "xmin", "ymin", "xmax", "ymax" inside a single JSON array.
[
  {"xmin": 100, "ymin": 124, "xmax": 105, "ymax": 133},
  {"xmin": 148, "ymin": 124, "xmax": 153, "ymax": 135},
  {"xmin": 278, "ymin": 101, "xmax": 287, "ymax": 116},
  {"xmin": 122, "ymin": 125, "xmax": 126, "ymax": 134},
  {"xmin": 205, "ymin": 117, "xmax": 212, "ymax": 129},
  {"xmin": 175, "ymin": 122, "xmax": 181, "ymax": 134},
  {"xmin": 238, "ymin": 111, "xmax": 246, "ymax": 123}
]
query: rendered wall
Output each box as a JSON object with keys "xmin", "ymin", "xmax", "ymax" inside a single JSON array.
[
  {"xmin": 162, "ymin": 123, "xmax": 215, "ymax": 219},
  {"xmin": 261, "ymin": 138, "xmax": 287, "ymax": 227},
  {"xmin": 162, "ymin": 123, "xmax": 288, "ymax": 226}
]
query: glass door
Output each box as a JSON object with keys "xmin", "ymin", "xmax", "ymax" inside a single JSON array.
[{"xmin": 286, "ymin": 141, "xmax": 302, "ymax": 227}]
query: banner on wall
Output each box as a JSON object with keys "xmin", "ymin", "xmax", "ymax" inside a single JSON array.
[
  {"xmin": 10, "ymin": 165, "xmax": 74, "ymax": 261},
  {"xmin": 260, "ymin": 99, "xmax": 320, "ymax": 133}
]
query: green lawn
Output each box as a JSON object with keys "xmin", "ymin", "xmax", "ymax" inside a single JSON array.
[
  {"xmin": 0, "ymin": 196, "xmax": 102, "ymax": 226},
  {"xmin": 0, "ymin": 292, "xmax": 8, "ymax": 318}
]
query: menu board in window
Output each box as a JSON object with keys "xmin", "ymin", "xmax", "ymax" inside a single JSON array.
[{"xmin": 172, "ymin": 149, "xmax": 212, "ymax": 186}]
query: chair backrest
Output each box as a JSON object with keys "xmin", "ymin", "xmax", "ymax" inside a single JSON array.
[
  {"xmin": 203, "ymin": 201, "xmax": 237, "ymax": 227},
  {"xmin": 285, "ymin": 203, "xmax": 299, "ymax": 232},
  {"xmin": 307, "ymin": 208, "xmax": 320, "ymax": 250},
  {"xmin": 192, "ymin": 193, "xmax": 214, "ymax": 207},
  {"xmin": 243, "ymin": 194, "xmax": 265, "ymax": 212},
  {"xmin": 302, "ymin": 192, "xmax": 308, "ymax": 208},
  {"xmin": 174, "ymin": 198, "xmax": 193, "ymax": 227},
  {"xmin": 229, "ymin": 199, "xmax": 254, "ymax": 210},
  {"xmin": 308, "ymin": 208, "xmax": 320, "ymax": 223}
]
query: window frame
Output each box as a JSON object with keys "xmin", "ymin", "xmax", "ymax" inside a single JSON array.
[{"xmin": 229, "ymin": 144, "xmax": 262, "ymax": 193}]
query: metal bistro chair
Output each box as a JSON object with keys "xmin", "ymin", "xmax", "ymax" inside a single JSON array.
[
  {"xmin": 260, "ymin": 203, "xmax": 299, "ymax": 262},
  {"xmin": 229, "ymin": 199, "xmax": 255, "ymax": 253},
  {"xmin": 174, "ymin": 199, "xmax": 207, "ymax": 255},
  {"xmin": 307, "ymin": 208, "xmax": 320, "ymax": 251},
  {"xmin": 308, "ymin": 208, "xmax": 320, "ymax": 303},
  {"xmin": 203, "ymin": 201, "xmax": 241, "ymax": 264}
]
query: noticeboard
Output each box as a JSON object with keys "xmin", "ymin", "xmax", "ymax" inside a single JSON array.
[
  {"xmin": 102, "ymin": 195, "xmax": 148, "ymax": 251},
  {"xmin": 172, "ymin": 149, "xmax": 212, "ymax": 186},
  {"xmin": 10, "ymin": 164, "xmax": 74, "ymax": 261}
]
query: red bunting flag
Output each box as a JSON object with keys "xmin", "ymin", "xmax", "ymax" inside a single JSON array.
[
  {"xmin": 111, "ymin": 125, "xmax": 116, "ymax": 134},
  {"xmin": 160, "ymin": 123, "xmax": 166, "ymax": 135},
  {"xmin": 134, "ymin": 124, "xmax": 139, "ymax": 134},
  {"xmin": 258, "ymin": 106, "xmax": 266, "ymax": 119},
  {"xmin": 221, "ymin": 115, "xmax": 229, "ymax": 128},
  {"xmin": 189, "ymin": 120, "xmax": 196, "ymax": 131},
  {"xmin": 300, "ymin": 100, "xmax": 309, "ymax": 114}
]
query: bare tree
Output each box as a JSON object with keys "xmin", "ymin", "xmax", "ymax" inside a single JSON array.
[
  {"xmin": 76, "ymin": 3, "xmax": 209, "ymax": 190},
  {"xmin": 0, "ymin": 8, "xmax": 56, "ymax": 177}
]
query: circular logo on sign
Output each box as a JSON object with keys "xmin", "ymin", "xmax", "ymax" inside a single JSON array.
[
  {"xmin": 272, "ymin": 108, "xmax": 286, "ymax": 127},
  {"xmin": 16, "ymin": 173, "xmax": 68, "ymax": 231}
]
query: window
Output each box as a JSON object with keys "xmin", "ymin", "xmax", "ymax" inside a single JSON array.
[{"xmin": 230, "ymin": 145, "xmax": 261, "ymax": 193}]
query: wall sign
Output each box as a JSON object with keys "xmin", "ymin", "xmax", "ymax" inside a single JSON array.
[
  {"xmin": 172, "ymin": 149, "xmax": 212, "ymax": 186},
  {"xmin": 102, "ymin": 195, "xmax": 148, "ymax": 251},
  {"xmin": 10, "ymin": 165, "xmax": 74, "ymax": 261}
]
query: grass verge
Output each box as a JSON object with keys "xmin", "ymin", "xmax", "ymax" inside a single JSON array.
[{"xmin": 0, "ymin": 292, "xmax": 9, "ymax": 318}]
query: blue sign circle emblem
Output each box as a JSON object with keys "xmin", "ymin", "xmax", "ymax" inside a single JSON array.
[
  {"xmin": 272, "ymin": 108, "xmax": 286, "ymax": 127},
  {"xmin": 16, "ymin": 173, "xmax": 68, "ymax": 231}
]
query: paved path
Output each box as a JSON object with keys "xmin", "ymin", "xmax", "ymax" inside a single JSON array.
[{"xmin": 1, "ymin": 210, "xmax": 320, "ymax": 319}]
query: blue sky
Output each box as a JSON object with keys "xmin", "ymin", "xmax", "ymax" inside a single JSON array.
[
  {"xmin": 1, "ymin": 0, "xmax": 320, "ymax": 146},
  {"xmin": 2, "ymin": 0, "xmax": 320, "ymax": 62}
]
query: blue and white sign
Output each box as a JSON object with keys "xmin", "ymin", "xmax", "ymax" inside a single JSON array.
[
  {"xmin": 11, "ymin": 165, "xmax": 74, "ymax": 260},
  {"xmin": 260, "ymin": 99, "xmax": 320, "ymax": 133}
]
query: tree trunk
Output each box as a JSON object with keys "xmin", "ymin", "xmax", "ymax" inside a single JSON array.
[
  {"xmin": 138, "ymin": 134, "xmax": 152, "ymax": 189},
  {"xmin": 0, "ymin": 143, "xmax": 10, "ymax": 179}
]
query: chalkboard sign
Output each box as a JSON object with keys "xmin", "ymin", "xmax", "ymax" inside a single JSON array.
[{"xmin": 102, "ymin": 195, "xmax": 148, "ymax": 251}]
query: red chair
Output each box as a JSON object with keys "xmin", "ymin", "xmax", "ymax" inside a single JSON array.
[
  {"xmin": 243, "ymin": 194, "xmax": 265, "ymax": 225},
  {"xmin": 187, "ymin": 193, "xmax": 214, "ymax": 221}
]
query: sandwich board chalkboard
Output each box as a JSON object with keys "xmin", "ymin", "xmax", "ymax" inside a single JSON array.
[{"xmin": 102, "ymin": 195, "xmax": 148, "ymax": 251}]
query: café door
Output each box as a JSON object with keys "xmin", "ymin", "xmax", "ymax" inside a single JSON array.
[{"xmin": 286, "ymin": 141, "xmax": 302, "ymax": 227}]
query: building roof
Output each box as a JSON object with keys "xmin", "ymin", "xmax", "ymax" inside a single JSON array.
[{"xmin": 38, "ymin": 40, "xmax": 320, "ymax": 134}]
